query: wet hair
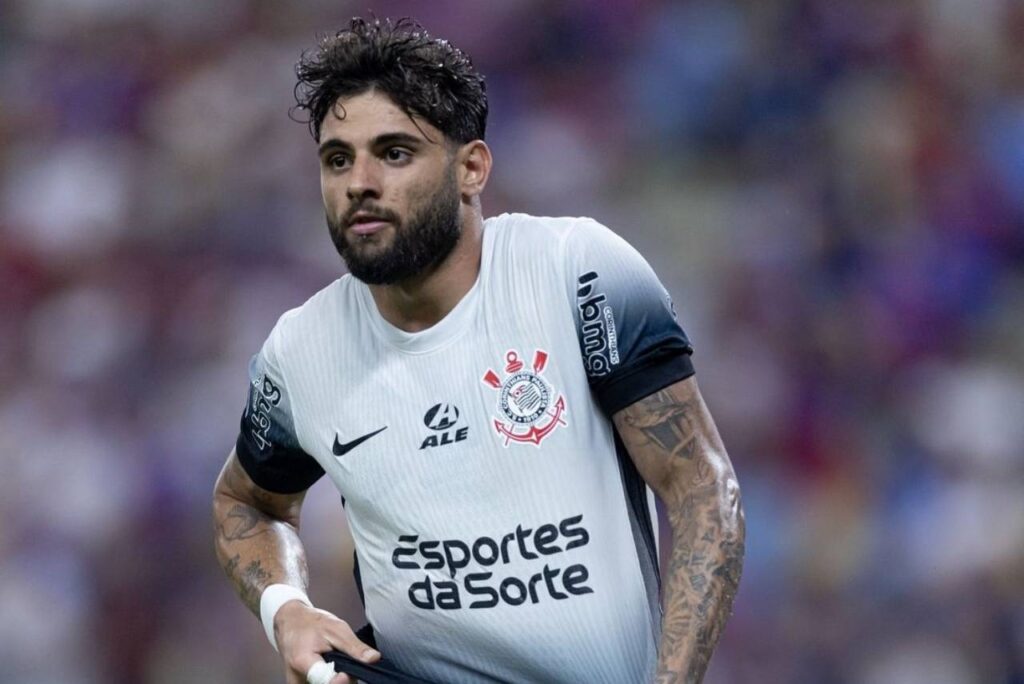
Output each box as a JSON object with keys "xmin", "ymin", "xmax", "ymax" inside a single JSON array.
[{"xmin": 294, "ymin": 17, "xmax": 488, "ymax": 144}]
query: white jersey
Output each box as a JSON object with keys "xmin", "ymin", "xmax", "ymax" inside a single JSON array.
[{"xmin": 236, "ymin": 214, "xmax": 694, "ymax": 683}]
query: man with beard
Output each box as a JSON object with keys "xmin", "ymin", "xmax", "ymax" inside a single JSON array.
[{"xmin": 212, "ymin": 17, "xmax": 744, "ymax": 684}]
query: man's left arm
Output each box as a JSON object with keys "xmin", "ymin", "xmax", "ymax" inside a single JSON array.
[{"xmin": 613, "ymin": 375, "xmax": 745, "ymax": 684}]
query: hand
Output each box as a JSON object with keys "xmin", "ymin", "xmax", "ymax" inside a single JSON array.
[{"xmin": 274, "ymin": 600, "xmax": 380, "ymax": 684}]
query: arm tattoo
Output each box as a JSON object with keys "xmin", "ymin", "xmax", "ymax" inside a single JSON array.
[
  {"xmin": 617, "ymin": 382, "xmax": 745, "ymax": 684},
  {"xmin": 213, "ymin": 457, "xmax": 310, "ymax": 616},
  {"xmin": 656, "ymin": 483, "xmax": 744, "ymax": 684},
  {"xmin": 240, "ymin": 559, "xmax": 273, "ymax": 611},
  {"xmin": 223, "ymin": 553, "xmax": 241, "ymax": 578},
  {"xmin": 216, "ymin": 506, "xmax": 308, "ymax": 614},
  {"xmin": 222, "ymin": 504, "xmax": 274, "ymax": 541},
  {"xmin": 623, "ymin": 389, "xmax": 698, "ymax": 460}
]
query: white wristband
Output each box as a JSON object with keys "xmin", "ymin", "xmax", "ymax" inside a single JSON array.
[{"xmin": 259, "ymin": 583, "xmax": 312, "ymax": 652}]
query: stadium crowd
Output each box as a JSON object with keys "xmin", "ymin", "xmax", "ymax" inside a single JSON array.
[{"xmin": 1, "ymin": 0, "xmax": 1022, "ymax": 682}]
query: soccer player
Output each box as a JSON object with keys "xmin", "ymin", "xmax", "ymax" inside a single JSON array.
[{"xmin": 213, "ymin": 17, "xmax": 744, "ymax": 684}]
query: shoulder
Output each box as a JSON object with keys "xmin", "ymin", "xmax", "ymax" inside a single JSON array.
[
  {"xmin": 485, "ymin": 212, "xmax": 614, "ymax": 260},
  {"xmin": 263, "ymin": 275, "xmax": 356, "ymax": 362}
]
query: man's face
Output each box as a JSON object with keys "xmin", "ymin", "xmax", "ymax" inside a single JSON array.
[{"xmin": 318, "ymin": 90, "xmax": 462, "ymax": 284}]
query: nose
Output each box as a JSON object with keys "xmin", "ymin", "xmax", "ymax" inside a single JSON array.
[{"xmin": 346, "ymin": 156, "xmax": 382, "ymax": 202}]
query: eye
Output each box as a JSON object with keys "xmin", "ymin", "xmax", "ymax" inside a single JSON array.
[
  {"xmin": 326, "ymin": 153, "xmax": 349, "ymax": 170},
  {"xmin": 384, "ymin": 147, "xmax": 412, "ymax": 164}
]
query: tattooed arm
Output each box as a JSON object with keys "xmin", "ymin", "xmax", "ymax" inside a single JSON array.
[
  {"xmin": 212, "ymin": 449, "xmax": 309, "ymax": 615},
  {"xmin": 213, "ymin": 450, "xmax": 377, "ymax": 684},
  {"xmin": 613, "ymin": 376, "xmax": 745, "ymax": 684}
]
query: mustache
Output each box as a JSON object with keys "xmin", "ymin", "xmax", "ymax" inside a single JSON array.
[{"xmin": 341, "ymin": 202, "xmax": 401, "ymax": 227}]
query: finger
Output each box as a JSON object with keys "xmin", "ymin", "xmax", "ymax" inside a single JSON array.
[
  {"xmin": 306, "ymin": 660, "xmax": 338, "ymax": 684},
  {"xmin": 324, "ymin": 632, "xmax": 380, "ymax": 662},
  {"xmin": 329, "ymin": 675, "xmax": 353, "ymax": 684},
  {"xmin": 285, "ymin": 667, "xmax": 305, "ymax": 684},
  {"xmin": 288, "ymin": 617, "xmax": 359, "ymax": 675},
  {"xmin": 319, "ymin": 612, "xmax": 380, "ymax": 662}
]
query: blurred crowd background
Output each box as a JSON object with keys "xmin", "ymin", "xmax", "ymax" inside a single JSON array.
[{"xmin": 1, "ymin": 0, "xmax": 1023, "ymax": 682}]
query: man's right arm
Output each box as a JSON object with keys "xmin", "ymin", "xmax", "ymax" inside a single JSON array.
[
  {"xmin": 213, "ymin": 448, "xmax": 309, "ymax": 616},
  {"xmin": 213, "ymin": 449, "xmax": 379, "ymax": 684}
]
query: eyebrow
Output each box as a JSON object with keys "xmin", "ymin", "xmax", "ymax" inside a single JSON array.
[{"xmin": 318, "ymin": 132, "xmax": 426, "ymax": 158}]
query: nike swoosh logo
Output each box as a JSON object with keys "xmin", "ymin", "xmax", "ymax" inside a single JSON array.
[{"xmin": 332, "ymin": 426, "xmax": 387, "ymax": 457}]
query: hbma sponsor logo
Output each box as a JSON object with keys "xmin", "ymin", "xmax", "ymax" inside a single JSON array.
[{"xmin": 576, "ymin": 271, "xmax": 619, "ymax": 376}]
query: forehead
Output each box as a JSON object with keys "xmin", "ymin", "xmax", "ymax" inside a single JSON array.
[{"xmin": 319, "ymin": 90, "xmax": 443, "ymax": 144}]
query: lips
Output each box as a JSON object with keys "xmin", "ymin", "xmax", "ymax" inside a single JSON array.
[{"xmin": 349, "ymin": 212, "xmax": 392, "ymax": 236}]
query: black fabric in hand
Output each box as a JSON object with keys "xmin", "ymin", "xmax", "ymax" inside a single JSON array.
[{"xmin": 321, "ymin": 650, "xmax": 438, "ymax": 684}]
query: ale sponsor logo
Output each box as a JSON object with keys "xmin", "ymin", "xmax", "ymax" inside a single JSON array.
[{"xmin": 419, "ymin": 403, "xmax": 468, "ymax": 450}]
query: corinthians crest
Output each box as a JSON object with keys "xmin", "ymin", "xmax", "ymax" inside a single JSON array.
[{"xmin": 482, "ymin": 349, "xmax": 567, "ymax": 447}]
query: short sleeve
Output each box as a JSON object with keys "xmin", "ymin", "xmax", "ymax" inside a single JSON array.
[
  {"xmin": 235, "ymin": 334, "xmax": 324, "ymax": 494},
  {"xmin": 566, "ymin": 220, "xmax": 695, "ymax": 415}
]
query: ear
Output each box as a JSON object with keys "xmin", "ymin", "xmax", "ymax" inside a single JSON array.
[{"xmin": 454, "ymin": 140, "xmax": 492, "ymax": 201}]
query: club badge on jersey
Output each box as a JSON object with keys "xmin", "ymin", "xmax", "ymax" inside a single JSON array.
[{"xmin": 481, "ymin": 349, "xmax": 567, "ymax": 447}]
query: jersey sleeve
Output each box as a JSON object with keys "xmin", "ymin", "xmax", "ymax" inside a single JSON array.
[
  {"xmin": 566, "ymin": 219, "xmax": 695, "ymax": 415},
  {"xmin": 235, "ymin": 328, "xmax": 324, "ymax": 494}
]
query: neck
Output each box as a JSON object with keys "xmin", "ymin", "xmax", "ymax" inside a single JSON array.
[{"xmin": 367, "ymin": 208, "xmax": 483, "ymax": 332}]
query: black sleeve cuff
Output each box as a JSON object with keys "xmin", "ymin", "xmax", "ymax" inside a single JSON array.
[
  {"xmin": 235, "ymin": 429, "xmax": 325, "ymax": 494},
  {"xmin": 592, "ymin": 344, "xmax": 695, "ymax": 415}
]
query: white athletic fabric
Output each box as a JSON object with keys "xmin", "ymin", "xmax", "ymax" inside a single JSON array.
[
  {"xmin": 236, "ymin": 214, "xmax": 694, "ymax": 683},
  {"xmin": 260, "ymin": 583, "xmax": 311, "ymax": 651}
]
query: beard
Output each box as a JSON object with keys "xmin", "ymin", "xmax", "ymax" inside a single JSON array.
[{"xmin": 327, "ymin": 170, "xmax": 462, "ymax": 285}]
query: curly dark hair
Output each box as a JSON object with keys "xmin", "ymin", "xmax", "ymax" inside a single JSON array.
[{"xmin": 293, "ymin": 17, "xmax": 488, "ymax": 144}]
